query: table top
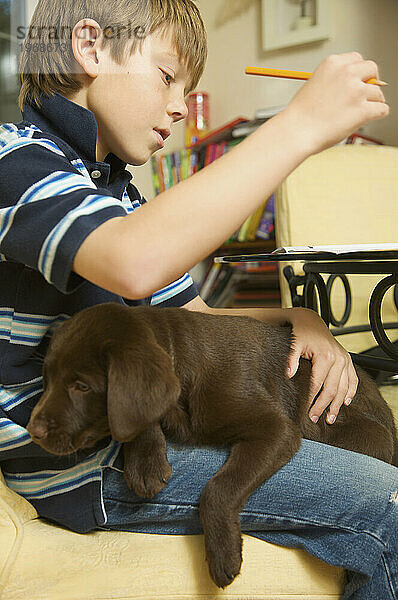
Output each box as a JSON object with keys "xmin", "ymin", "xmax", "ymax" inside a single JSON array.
[{"xmin": 214, "ymin": 249, "xmax": 398, "ymax": 264}]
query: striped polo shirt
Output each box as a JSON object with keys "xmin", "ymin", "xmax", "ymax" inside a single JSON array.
[{"xmin": 0, "ymin": 92, "xmax": 198, "ymax": 532}]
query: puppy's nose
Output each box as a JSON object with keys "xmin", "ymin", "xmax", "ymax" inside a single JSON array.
[{"xmin": 27, "ymin": 420, "xmax": 49, "ymax": 440}]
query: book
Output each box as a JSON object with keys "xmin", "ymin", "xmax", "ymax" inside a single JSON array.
[
  {"xmin": 272, "ymin": 243, "xmax": 398, "ymax": 255},
  {"xmin": 215, "ymin": 141, "xmax": 227, "ymax": 159},
  {"xmin": 189, "ymin": 150, "xmax": 199, "ymax": 176},
  {"xmin": 246, "ymin": 201, "xmax": 268, "ymax": 241},
  {"xmin": 237, "ymin": 214, "xmax": 253, "ymax": 242},
  {"xmin": 173, "ymin": 151, "xmax": 181, "ymax": 183},
  {"xmin": 151, "ymin": 156, "xmax": 161, "ymax": 196},
  {"xmin": 181, "ymin": 149, "xmax": 189, "ymax": 180},
  {"xmin": 256, "ymin": 194, "xmax": 275, "ymax": 240},
  {"xmin": 164, "ymin": 154, "xmax": 174, "ymax": 188}
]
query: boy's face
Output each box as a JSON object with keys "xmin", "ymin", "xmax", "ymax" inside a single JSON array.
[{"xmin": 77, "ymin": 27, "xmax": 189, "ymax": 165}]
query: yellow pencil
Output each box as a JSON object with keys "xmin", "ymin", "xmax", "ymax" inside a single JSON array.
[{"xmin": 245, "ymin": 66, "xmax": 388, "ymax": 86}]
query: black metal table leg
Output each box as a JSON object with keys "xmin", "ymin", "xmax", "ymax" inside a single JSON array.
[
  {"xmin": 369, "ymin": 273, "xmax": 398, "ymax": 361},
  {"xmin": 303, "ymin": 272, "xmax": 330, "ymax": 326},
  {"xmin": 326, "ymin": 274, "xmax": 351, "ymax": 327}
]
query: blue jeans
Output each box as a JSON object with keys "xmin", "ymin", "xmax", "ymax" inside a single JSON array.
[{"xmin": 99, "ymin": 439, "xmax": 398, "ymax": 599}]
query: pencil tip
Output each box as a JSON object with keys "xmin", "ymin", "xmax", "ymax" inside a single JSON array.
[{"xmin": 368, "ymin": 78, "xmax": 388, "ymax": 86}]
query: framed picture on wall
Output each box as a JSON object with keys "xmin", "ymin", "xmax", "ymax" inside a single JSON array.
[{"xmin": 262, "ymin": 0, "xmax": 331, "ymax": 52}]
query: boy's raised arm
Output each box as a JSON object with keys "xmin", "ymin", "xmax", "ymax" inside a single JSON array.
[{"xmin": 73, "ymin": 53, "xmax": 389, "ymax": 299}]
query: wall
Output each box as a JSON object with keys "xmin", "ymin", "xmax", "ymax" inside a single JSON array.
[
  {"xmin": 22, "ymin": 0, "xmax": 398, "ymax": 200},
  {"xmin": 133, "ymin": 0, "xmax": 398, "ymax": 200}
]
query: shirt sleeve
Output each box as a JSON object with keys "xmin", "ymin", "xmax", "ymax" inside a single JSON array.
[
  {"xmin": 150, "ymin": 272, "xmax": 199, "ymax": 307},
  {"xmin": 0, "ymin": 125, "xmax": 127, "ymax": 294}
]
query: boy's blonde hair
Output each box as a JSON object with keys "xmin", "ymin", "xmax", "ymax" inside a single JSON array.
[{"xmin": 18, "ymin": 0, "xmax": 207, "ymax": 111}]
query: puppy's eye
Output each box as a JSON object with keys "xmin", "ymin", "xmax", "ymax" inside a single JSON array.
[{"xmin": 74, "ymin": 380, "xmax": 90, "ymax": 393}]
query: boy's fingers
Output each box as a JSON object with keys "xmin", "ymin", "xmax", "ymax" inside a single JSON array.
[
  {"xmin": 364, "ymin": 84, "xmax": 386, "ymax": 103},
  {"xmin": 346, "ymin": 362, "xmax": 359, "ymax": 404},
  {"xmin": 343, "ymin": 57, "xmax": 380, "ymax": 84},
  {"xmin": 352, "ymin": 59, "xmax": 381, "ymax": 83},
  {"xmin": 366, "ymin": 101, "xmax": 390, "ymax": 120},
  {"xmin": 307, "ymin": 356, "xmax": 329, "ymax": 407},
  {"xmin": 361, "ymin": 71, "xmax": 390, "ymax": 118},
  {"xmin": 324, "ymin": 369, "xmax": 350, "ymax": 424},
  {"xmin": 287, "ymin": 349, "xmax": 300, "ymax": 378},
  {"xmin": 335, "ymin": 51, "xmax": 363, "ymax": 64},
  {"xmin": 308, "ymin": 355, "xmax": 347, "ymax": 423},
  {"xmin": 316, "ymin": 357, "xmax": 359, "ymax": 424}
]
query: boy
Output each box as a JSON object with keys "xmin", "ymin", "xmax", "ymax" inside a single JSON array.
[{"xmin": 0, "ymin": 1, "xmax": 396, "ymax": 597}]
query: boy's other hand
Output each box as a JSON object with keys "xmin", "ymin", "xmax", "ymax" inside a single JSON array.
[
  {"xmin": 287, "ymin": 307, "xmax": 359, "ymax": 425},
  {"xmin": 284, "ymin": 52, "xmax": 389, "ymax": 155}
]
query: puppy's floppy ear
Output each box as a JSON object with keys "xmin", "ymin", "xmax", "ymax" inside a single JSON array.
[{"xmin": 106, "ymin": 342, "xmax": 181, "ymax": 442}]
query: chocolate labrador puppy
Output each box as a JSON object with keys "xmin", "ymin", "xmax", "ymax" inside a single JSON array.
[{"xmin": 27, "ymin": 302, "xmax": 398, "ymax": 588}]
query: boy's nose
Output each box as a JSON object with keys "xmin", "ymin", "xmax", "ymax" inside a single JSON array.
[{"xmin": 167, "ymin": 99, "xmax": 189, "ymax": 123}]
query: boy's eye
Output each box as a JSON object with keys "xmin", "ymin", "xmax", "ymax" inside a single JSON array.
[{"xmin": 160, "ymin": 70, "xmax": 174, "ymax": 86}]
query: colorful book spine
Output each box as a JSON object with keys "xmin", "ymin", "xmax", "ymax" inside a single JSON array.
[
  {"xmin": 181, "ymin": 150, "xmax": 189, "ymax": 180},
  {"xmin": 190, "ymin": 150, "xmax": 199, "ymax": 176},
  {"xmin": 164, "ymin": 154, "xmax": 173, "ymax": 189},
  {"xmin": 256, "ymin": 194, "xmax": 275, "ymax": 240},
  {"xmin": 151, "ymin": 156, "xmax": 161, "ymax": 196},
  {"xmin": 246, "ymin": 201, "xmax": 267, "ymax": 241},
  {"xmin": 173, "ymin": 151, "xmax": 182, "ymax": 183},
  {"xmin": 237, "ymin": 215, "xmax": 252, "ymax": 242}
]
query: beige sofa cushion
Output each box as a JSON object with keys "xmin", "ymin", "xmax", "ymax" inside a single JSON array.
[{"xmin": 0, "ymin": 467, "xmax": 344, "ymax": 600}]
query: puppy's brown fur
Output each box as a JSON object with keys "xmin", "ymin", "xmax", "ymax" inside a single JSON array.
[{"xmin": 27, "ymin": 303, "xmax": 398, "ymax": 588}]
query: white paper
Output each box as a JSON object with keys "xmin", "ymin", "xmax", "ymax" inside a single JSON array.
[{"xmin": 272, "ymin": 243, "xmax": 398, "ymax": 255}]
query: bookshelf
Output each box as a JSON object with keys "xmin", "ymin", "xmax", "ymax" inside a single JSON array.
[{"xmin": 151, "ymin": 116, "xmax": 280, "ymax": 309}]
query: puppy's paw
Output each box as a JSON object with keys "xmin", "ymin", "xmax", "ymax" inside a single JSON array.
[
  {"xmin": 206, "ymin": 530, "xmax": 242, "ymax": 589},
  {"xmin": 124, "ymin": 453, "xmax": 172, "ymax": 498},
  {"xmin": 202, "ymin": 514, "xmax": 243, "ymax": 588}
]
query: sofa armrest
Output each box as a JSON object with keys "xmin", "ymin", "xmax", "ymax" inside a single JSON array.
[
  {"xmin": 0, "ymin": 469, "xmax": 38, "ymax": 523},
  {"xmin": 0, "ymin": 468, "xmax": 38, "ymax": 595}
]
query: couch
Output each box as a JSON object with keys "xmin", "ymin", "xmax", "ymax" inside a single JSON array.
[{"xmin": 0, "ymin": 464, "xmax": 347, "ymax": 599}]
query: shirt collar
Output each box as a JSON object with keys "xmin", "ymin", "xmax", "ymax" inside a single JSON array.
[{"xmin": 22, "ymin": 92, "xmax": 129, "ymax": 177}]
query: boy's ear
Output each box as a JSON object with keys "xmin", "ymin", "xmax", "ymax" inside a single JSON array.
[
  {"xmin": 71, "ymin": 19, "xmax": 102, "ymax": 78},
  {"xmin": 106, "ymin": 343, "xmax": 181, "ymax": 442}
]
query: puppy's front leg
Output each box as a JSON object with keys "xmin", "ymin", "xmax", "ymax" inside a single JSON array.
[
  {"xmin": 200, "ymin": 415, "xmax": 301, "ymax": 588},
  {"xmin": 123, "ymin": 423, "xmax": 171, "ymax": 498}
]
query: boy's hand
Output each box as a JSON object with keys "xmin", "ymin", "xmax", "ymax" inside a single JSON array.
[
  {"xmin": 287, "ymin": 307, "xmax": 359, "ymax": 425},
  {"xmin": 284, "ymin": 52, "xmax": 389, "ymax": 154}
]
